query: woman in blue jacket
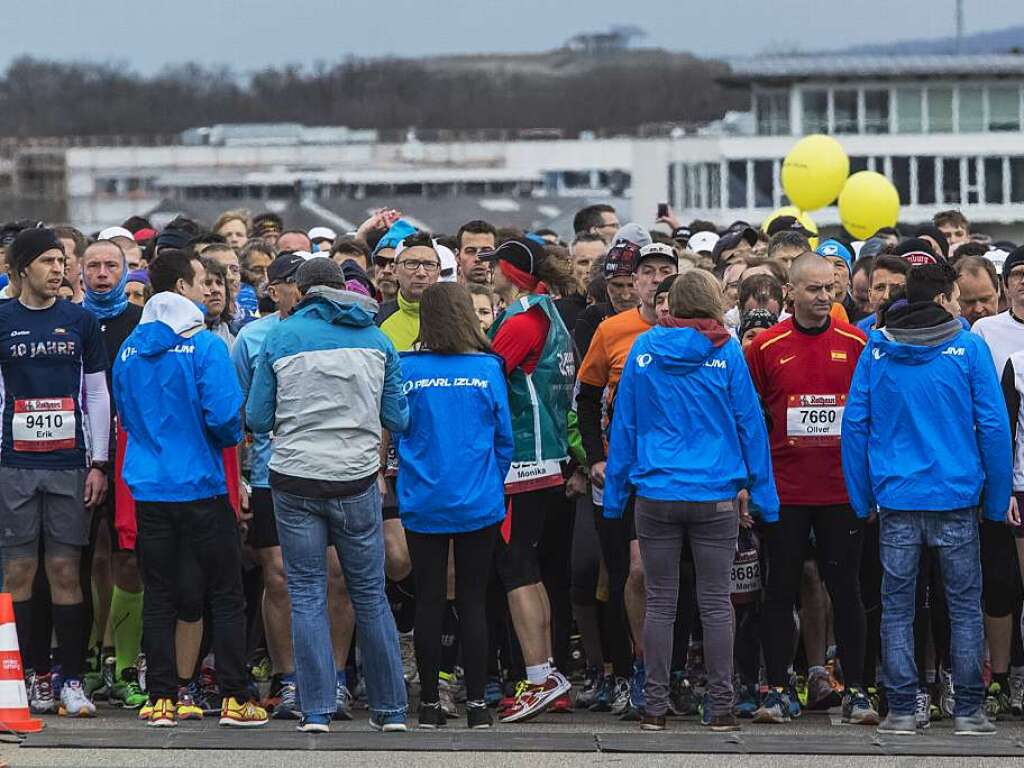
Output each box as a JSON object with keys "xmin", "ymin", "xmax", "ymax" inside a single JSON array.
[
  {"xmin": 604, "ymin": 270, "xmax": 779, "ymax": 733},
  {"xmin": 394, "ymin": 282, "xmax": 514, "ymax": 730}
]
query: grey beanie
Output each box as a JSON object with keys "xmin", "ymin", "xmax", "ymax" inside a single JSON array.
[
  {"xmin": 296, "ymin": 256, "xmax": 346, "ymax": 292},
  {"xmin": 613, "ymin": 222, "xmax": 652, "ymax": 249}
]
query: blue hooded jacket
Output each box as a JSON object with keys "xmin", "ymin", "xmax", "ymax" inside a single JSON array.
[
  {"xmin": 113, "ymin": 292, "xmax": 242, "ymax": 502},
  {"xmin": 372, "ymin": 219, "xmax": 418, "ymax": 256},
  {"xmin": 603, "ymin": 324, "xmax": 779, "ymax": 522},
  {"xmin": 394, "ymin": 351, "xmax": 514, "ymax": 534},
  {"xmin": 842, "ymin": 304, "xmax": 1012, "ymax": 521}
]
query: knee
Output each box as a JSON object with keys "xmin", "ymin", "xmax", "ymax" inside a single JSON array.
[
  {"xmin": 385, "ymin": 545, "xmax": 411, "ymax": 582},
  {"xmin": 3, "ymin": 558, "xmax": 36, "ymax": 597},
  {"xmin": 46, "ymin": 557, "xmax": 81, "ymax": 594},
  {"xmin": 262, "ymin": 557, "xmax": 289, "ymax": 599}
]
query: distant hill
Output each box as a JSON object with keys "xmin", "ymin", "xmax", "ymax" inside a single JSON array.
[{"xmin": 843, "ymin": 23, "xmax": 1024, "ymax": 55}]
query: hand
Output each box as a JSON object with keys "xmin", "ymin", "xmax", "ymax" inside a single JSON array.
[
  {"xmin": 566, "ymin": 470, "xmax": 588, "ymax": 498},
  {"xmin": 377, "ymin": 473, "xmax": 392, "ymax": 505},
  {"xmin": 1009, "ymin": 496, "xmax": 1021, "ymax": 527},
  {"xmin": 657, "ymin": 205, "xmax": 681, "ymax": 232},
  {"xmin": 736, "ymin": 489, "xmax": 753, "ymax": 529},
  {"xmin": 589, "ymin": 461, "xmax": 607, "ymax": 489},
  {"xmin": 356, "ymin": 208, "xmax": 401, "ymax": 242},
  {"xmin": 239, "ymin": 483, "xmax": 250, "ymax": 516},
  {"xmin": 83, "ymin": 468, "xmax": 108, "ymax": 509}
]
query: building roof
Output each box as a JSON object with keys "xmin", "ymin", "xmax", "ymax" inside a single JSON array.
[{"xmin": 723, "ymin": 53, "xmax": 1024, "ymax": 84}]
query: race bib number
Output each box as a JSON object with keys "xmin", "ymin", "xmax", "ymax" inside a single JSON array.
[
  {"xmin": 786, "ymin": 393, "xmax": 845, "ymax": 444},
  {"xmin": 12, "ymin": 398, "xmax": 76, "ymax": 452},
  {"xmin": 730, "ymin": 549, "xmax": 761, "ymax": 604}
]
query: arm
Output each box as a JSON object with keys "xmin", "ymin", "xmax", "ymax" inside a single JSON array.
[
  {"xmin": 491, "ymin": 310, "xmax": 547, "ymax": 375},
  {"xmin": 379, "ymin": 342, "xmax": 409, "ymax": 434},
  {"xmin": 491, "ymin": 365, "xmax": 515, "ymax": 479},
  {"xmin": 246, "ymin": 337, "xmax": 278, "ymax": 435},
  {"xmin": 973, "ymin": 343, "xmax": 1013, "ymax": 522},
  {"xmin": 727, "ymin": 344, "xmax": 779, "ymax": 522},
  {"xmin": 198, "ymin": 338, "xmax": 244, "ymax": 449},
  {"xmin": 83, "ymin": 371, "xmax": 111, "ymax": 463},
  {"xmin": 576, "ymin": 325, "xmax": 610, "ymax": 471},
  {"xmin": 840, "ymin": 344, "xmax": 874, "ymax": 518},
  {"xmin": 602, "ymin": 344, "xmax": 639, "ymax": 519}
]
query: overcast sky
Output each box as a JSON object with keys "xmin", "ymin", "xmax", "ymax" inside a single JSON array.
[{"xmin": 13, "ymin": 0, "xmax": 1023, "ymax": 73}]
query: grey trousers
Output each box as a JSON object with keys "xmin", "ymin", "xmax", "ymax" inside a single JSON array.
[{"xmin": 636, "ymin": 497, "xmax": 738, "ymax": 717}]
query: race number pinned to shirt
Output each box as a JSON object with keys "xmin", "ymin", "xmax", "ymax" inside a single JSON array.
[
  {"xmin": 12, "ymin": 397, "xmax": 76, "ymax": 452},
  {"xmin": 786, "ymin": 393, "xmax": 845, "ymax": 445}
]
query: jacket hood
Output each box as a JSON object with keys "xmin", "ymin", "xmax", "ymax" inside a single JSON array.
[
  {"xmin": 658, "ymin": 316, "xmax": 731, "ymax": 347},
  {"xmin": 134, "ymin": 292, "xmax": 206, "ymax": 356},
  {"xmin": 877, "ymin": 301, "xmax": 964, "ymax": 363},
  {"xmin": 643, "ymin": 325, "xmax": 722, "ymax": 374},
  {"xmin": 293, "ymin": 285, "xmax": 380, "ymax": 328}
]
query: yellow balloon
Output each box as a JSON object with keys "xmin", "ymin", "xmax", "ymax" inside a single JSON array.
[
  {"xmin": 781, "ymin": 135, "xmax": 850, "ymax": 212},
  {"xmin": 838, "ymin": 171, "xmax": 901, "ymax": 241},
  {"xmin": 762, "ymin": 206, "xmax": 819, "ymax": 249}
]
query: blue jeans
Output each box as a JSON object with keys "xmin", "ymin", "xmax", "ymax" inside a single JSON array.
[
  {"xmin": 273, "ymin": 483, "xmax": 407, "ymax": 719},
  {"xmin": 879, "ymin": 507, "xmax": 984, "ymax": 717}
]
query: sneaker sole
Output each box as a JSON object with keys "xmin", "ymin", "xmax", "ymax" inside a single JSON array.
[
  {"xmin": 640, "ymin": 724, "xmax": 665, "ymax": 731},
  {"xmin": 710, "ymin": 725, "xmax": 741, "ymax": 732},
  {"xmin": 370, "ymin": 723, "xmax": 408, "ymax": 732},
  {"xmin": 297, "ymin": 724, "xmax": 330, "ymax": 733},
  {"xmin": 844, "ymin": 713, "xmax": 881, "ymax": 726},
  {"xmin": 876, "ymin": 727, "xmax": 916, "ymax": 735},
  {"xmin": 219, "ymin": 718, "xmax": 269, "ymax": 727},
  {"xmin": 954, "ymin": 730, "xmax": 997, "ymax": 736},
  {"xmin": 147, "ymin": 719, "xmax": 177, "ymax": 728},
  {"xmin": 752, "ymin": 711, "xmax": 788, "ymax": 724},
  {"xmin": 58, "ymin": 708, "xmax": 96, "ymax": 718},
  {"xmin": 177, "ymin": 712, "xmax": 204, "ymax": 721},
  {"xmin": 499, "ymin": 679, "xmax": 572, "ymax": 724}
]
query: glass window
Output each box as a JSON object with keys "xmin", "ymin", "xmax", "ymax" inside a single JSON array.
[
  {"xmin": 966, "ymin": 158, "xmax": 979, "ymax": 204},
  {"xmin": 896, "ymin": 88, "xmax": 923, "ymax": 133},
  {"xmin": 989, "ymin": 86, "xmax": 1021, "ymax": 131},
  {"xmin": 849, "ymin": 156, "xmax": 869, "ymax": 174},
  {"xmin": 756, "ymin": 91, "xmax": 790, "ymax": 136},
  {"xmin": 928, "ymin": 87, "xmax": 954, "ymax": 133},
  {"xmin": 707, "ymin": 163, "xmax": 722, "ymax": 209},
  {"xmin": 727, "ymin": 161, "xmax": 747, "ymax": 209},
  {"xmin": 984, "ymin": 157, "xmax": 1004, "ymax": 205},
  {"xmin": 667, "ymin": 165, "xmax": 677, "ymax": 209},
  {"xmin": 753, "ymin": 160, "xmax": 773, "ymax": 208},
  {"xmin": 833, "ymin": 89, "xmax": 858, "ymax": 134},
  {"xmin": 892, "ymin": 157, "xmax": 911, "ymax": 204},
  {"xmin": 942, "ymin": 157, "xmax": 961, "ymax": 204},
  {"xmin": 958, "ymin": 87, "xmax": 984, "ymax": 132},
  {"xmin": 1011, "ymin": 157, "xmax": 1024, "ymax": 203},
  {"xmin": 917, "ymin": 156, "xmax": 937, "ymax": 205},
  {"xmin": 802, "ymin": 90, "xmax": 828, "ymax": 134},
  {"xmin": 685, "ymin": 165, "xmax": 699, "ymax": 209},
  {"xmin": 864, "ymin": 90, "xmax": 890, "ymax": 134}
]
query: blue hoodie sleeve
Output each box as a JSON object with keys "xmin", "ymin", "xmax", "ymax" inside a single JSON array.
[
  {"xmin": 490, "ymin": 359, "xmax": 515, "ymax": 480},
  {"xmin": 603, "ymin": 341, "xmax": 640, "ymax": 519},
  {"xmin": 726, "ymin": 342, "xmax": 779, "ymax": 522},
  {"xmin": 380, "ymin": 340, "xmax": 410, "ymax": 434},
  {"xmin": 841, "ymin": 341, "xmax": 875, "ymax": 518},
  {"xmin": 970, "ymin": 338, "xmax": 1013, "ymax": 521},
  {"xmin": 245, "ymin": 333, "xmax": 278, "ymax": 436},
  {"xmin": 196, "ymin": 335, "xmax": 243, "ymax": 449}
]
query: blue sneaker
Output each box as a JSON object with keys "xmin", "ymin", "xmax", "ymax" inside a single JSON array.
[
  {"xmin": 785, "ymin": 685, "xmax": 803, "ymax": 719},
  {"xmin": 297, "ymin": 713, "xmax": 331, "ymax": 733},
  {"xmin": 753, "ymin": 688, "xmax": 791, "ymax": 724},
  {"xmin": 618, "ymin": 660, "xmax": 646, "ymax": 721},
  {"xmin": 700, "ymin": 692, "xmax": 712, "ymax": 726},
  {"xmin": 368, "ymin": 711, "xmax": 407, "ymax": 732},
  {"xmin": 335, "ymin": 682, "xmax": 353, "ymax": 721},
  {"xmin": 484, "ymin": 678, "xmax": 503, "ymax": 708},
  {"xmin": 734, "ymin": 684, "xmax": 760, "ymax": 719},
  {"xmin": 589, "ymin": 675, "xmax": 614, "ymax": 712}
]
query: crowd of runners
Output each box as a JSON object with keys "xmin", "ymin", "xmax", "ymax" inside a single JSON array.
[{"xmin": 0, "ymin": 201, "xmax": 1021, "ymax": 737}]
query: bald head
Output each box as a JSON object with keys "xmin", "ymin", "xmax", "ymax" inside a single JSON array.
[
  {"xmin": 788, "ymin": 251, "xmax": 833, "ymax": 287},
  {"xmin": 788, "ymin": 252, "xmax": 836, "ymax": 328}
]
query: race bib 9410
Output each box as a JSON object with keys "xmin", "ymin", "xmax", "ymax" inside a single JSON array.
[
  {"xmin": 786, "ymin": 393, "xmax": 845, "ymax": 444},
  {"xmin": 12, "ymin": 397, "xmax": 76, "ymax": 452}
]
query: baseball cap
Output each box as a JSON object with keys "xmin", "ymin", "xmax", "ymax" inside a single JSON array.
[
  {"xmin": 712, "ymin": 227, "xmax": 758, "ymax": 264},
  {"xmin": 266, "ymin": 252, "xmax": 307, "ymax": 284},
  {"xmin": 603, "ymin": 239, "xmax": 641, "ymax": 279},
  {"xmin": 895, "ymin": 238, "xmax": 940, "ymax": 266},
  {"xmin": 816, "ymin": 239, "xmax": 853, "ymax": 273},
  {"xmin": 478, "ymin": 238, "xmax": 546, "ymax": 276},
  {"xmin": 99, "ymin": 226, "xmax": 135, "ymax": 241},
  {"xmin": 687, "ymin": 231, "xmax": 719, "ymax": 255},
  {"xmin": 612, "ymin": 223, "xmax": 652, "ymax": 248},
  {"xmin": 308, "ymin": 226, "xmax": 338, "ymax": 243},
  {"xmin": 638, "ymin": 242, "xmax": 678, "ymax": 269},
  {"xmin": 765, "ymin": 215, "xmax": 814, "ymax": 238}
]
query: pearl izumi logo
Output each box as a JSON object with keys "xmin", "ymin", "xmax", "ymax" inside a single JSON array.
[{"xmin": 636, "ymin": 354, "xmax": 652, "ymax": 368}]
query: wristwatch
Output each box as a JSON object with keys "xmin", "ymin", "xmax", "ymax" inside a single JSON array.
[{"xmin": 90, "ymin": 460, "xmax": 110, "ymax": 471}]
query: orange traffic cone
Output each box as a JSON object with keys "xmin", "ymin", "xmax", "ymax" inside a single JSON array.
[{"xmin": 0, "ymin": 593, "xmax": 42, "ymax": 733}]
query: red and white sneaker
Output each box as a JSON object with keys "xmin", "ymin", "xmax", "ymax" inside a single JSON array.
[
  {"xmin": 498, "ymin": 672, "xmax": 571, "ymax": 723},
  {"xmin": 549, "ymin": 692, "xmax": 573, "ymax": 713}
]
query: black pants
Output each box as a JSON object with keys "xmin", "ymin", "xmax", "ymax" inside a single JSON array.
[
  {"xmin": 136, "ymin": 496, "xmax": 247, "ymax": 701},
  {"xmin": 406, "ymin": 523, "xmax": 499, "ymax": 704},
  {"xmin": 539, "ymin": 492, "xmax": 574, "ymax": 673},
  {"xmin": 762, "ymin": 504, "xmax": 866, "ymax": 688},
  {"xmin": 594, "ymin": 500, "xmax": 637, "ymax": 677}
]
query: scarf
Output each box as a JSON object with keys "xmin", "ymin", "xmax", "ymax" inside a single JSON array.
[
  {"xmin": 83, "ymin": 252, "xmax": 129, "ymax": 320},
  {"xmin": 658, "ymin": 316, "xmax": 731, "ymax": 347}
]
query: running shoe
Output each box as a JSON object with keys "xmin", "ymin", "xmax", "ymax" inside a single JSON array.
[
  {"xmin": 484, "ymin": 677, "xmax": 504, "ymax": 707},
  {"xmin": 369, "ymin": 710, "xmax": 408, "ymax": 732},
  {"xmin": 609, "ymin": 676, "xmax": 631, "ymax": 715},
  {"xmin": 842, "ymin": 687, "xmax": 880, "ymax": 725},
  {"xmin": 753, "ymin": 688, "xmax": 792, "ymax": 724},
  {"xmin": 588, "ymin": 675, "xmax": 614, "ymax": 712},
  {"xmin": 498, "ymin": 671, "xmax": 571, "ymax": 723},
  {"xmin": 549, "ymin": 692, "xmax": 573, "ymax": 713},
  {"xmin": 685, "ymin": 643, "xmax": 706, "ymax": 687},
  {"xmin": 138, "ymin": 700, "xmax": 154, "ymax": 720},
  {"xmin": 785, "ymin": 685, "xmax": 803, "ymax": 719},
  {"xmin": 626, "ymin": 660, "xmax": 646, "ymax": 712},
  {"xmin": 876, "ymin": 712, "xmax": 916, "ymax": 735},
  {"xmin": 914, "ymin": 689, "xmax": 931, "ymax": 730},
  {"xmin": 641, "ymin": 713, "xmax": 666, "ymax": 731},
  {"xmin": 806, "ymin": 668, "xmax": 838, "ymax": 710},
  {"xmin": 58, "ymin": 679, "xmax": 97, "ymax": 718},
  {"xmin": 984, "ymin": 682, "xmax": 1012, "ymax": 721},
  {"xmin": 30, "ymin": 672, "xmax": 58, "ymax": 715},
  {"xmin": 399, "ymin": 631, "xmax": 418, "ymax": 684},
  {"xmin": 700, "ymin": 692, "xmax": 712, "ymax": 727},
  {"xmin": 273, "ymin": 681, "xmax": 300, "ymax": 720},
  {"xmin": 939, "ymin": 670, "xmax": 955, "ymax": 719},
  {"xmin": 147, "ymin": 697, "xmax": 176, "ymax": 728},
  {"xmin": 136, "ymin": 653, "xmax": 147, "ymax": 693},
  {"xmin": 669, "ymin": 673, "xmax": 700, "ymax": 716},
  {"xmin": 1011, "ymin": 670, "xmax": 1024, "ymax": 717},
  {"xmin": 500, "ymin": 680, "xmax": 526, "ymax": 713},
  {"xmin": 335, "ymin": 682, "xmax": 353, "ymax": 722},
  {"xmin": 297, "ymin": 713, "xmax": 330, "ymax": 733},
  {"xmin": 575, "ymin": 667, "xmax": 602, "ymax": 710},
  {"xmin": 439, "ymin": 675, "xmax": 459, "ymax": 718},
  {"xmin": 110, "ymin": 668, "xmax": 148, "ymax": 710},
  {"xmin": 733, "ymin": 683, "xmax": 759, "ymax": 719},
  {"xmin": 249, "ymin": 656, "xmax": 273, "ymax": 684},
  {"xmin": 953, "ymin": 711, "xmax": 997, "ymax": 736},
  {"xmin": 197, "ymin": 667, "xmax": 220, "ymax": 714},
  {"xmin": 219, "ymin": 697, "xmax": 269, "ymax": 728},
  {"xmin": 466, "ymin": 700, "xmax": 492, "ymax": 729},
  {"xmin": 176, "ymin": 685, "xmax": 204, "ymax": 721},
  {"xmin": 418, "ymin": 701, "xmax": 446, "ymax": 729}
]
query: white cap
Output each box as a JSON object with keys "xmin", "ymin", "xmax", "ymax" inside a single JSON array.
[
  {"xmin": 687, "ymin": 231, "xmax": 719, "ymax": 254},
  {"xmin": 434, "ymin": 240, "xmax": 458, "ymax": 283},
  {"xmin": 307, "ymin": 226, "xmax": 337, "ymax": 243},
  {"xmin": 99, "ymin": 226, "xmax": 135, "ymax": 241},
  {"xmin": 986, "ymin": 248, "xmax": 1010, "ymax": 275},
  {"xmin": 292, "ymin": 250, "xmax": 316, "ymax": 262}
]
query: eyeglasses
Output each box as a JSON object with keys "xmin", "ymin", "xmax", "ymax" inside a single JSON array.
[
  {"xmin": 398, "ymin": 259, "xmax": 440, "ymax": 274},
  {"xmin": 373, "ymin": 256, "xmax": 396, "ymax": 268}
]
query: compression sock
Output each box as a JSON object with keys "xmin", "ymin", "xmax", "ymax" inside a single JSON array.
[
  {"xmin": 12, "ymin": 600, "xmax": 32, "ymax": 672},
  {"xmin": 110, "ymin": 587, "xmax": 144, "ymax": 676},
  {"xmin": 52, "ymin": 603, "xmax": 88, "ymax": 681}
]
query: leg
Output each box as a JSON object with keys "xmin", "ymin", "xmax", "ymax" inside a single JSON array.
[
  {"xmin": 762, "ymin": 506, "xmax": 814, "ymax": 687},
  {"xmin": 110, "ymin": 551, "xmax": 144, "ymax": 676},
  {"xmin": 258, "ymin": 546, "xmax": 294, "ymax": 675},
  {"xmin": 878, "ymin": 509, "xmax": 923, "ymax": 716},
  {"xmin": 45, "ymin": 549, "xmax": 88, "ymax": 681},
  {"xmin": 571, "ymin": 497, "xmax": 604, "ymax": 670},
  {"xmin": 624, "ymin": 497, "xmax": 646, "ymax": 657},
  {"xmin": 405, "ymin": 529, "xmax": 449, "ymax": 704},
  {"xmin": 539, "ymin": 491, "xmax": 574, "ymax": 673},
  {"xmin": 980, "ymin": 519, "xmax": 1016, "ymax": 694},
  {"xmin": 799, "ymin": 560, "xmax": 828, "ymax": 669},
  {"xmin": 327, "ymin": 549, "xmax": 355, "ymax": 674},
  {"xmin": 384, "ymin": 518, "xmax": 412, "ymax": 582},
  {"xmin": 634, "ymin": 498, "xmax": 684, "ymax": 718},
  {"xmin": 453, "ymin": 524, "xmax": 499, "ymax": 703},
  {"xmin": 860, "ymin": 517, "xmax": 882, "ymax": 688},
  {"xmin": 594, "ymin": 504, "xmax": 635, "ymax": 679},
  {"xmin": 135, "ymin": 502, "xmax": 183, "ymax": 700}
]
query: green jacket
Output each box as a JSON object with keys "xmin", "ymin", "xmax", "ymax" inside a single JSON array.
[{"xmin": 490, "ymin": 293, "xmax": 575, "ymax": 463}]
